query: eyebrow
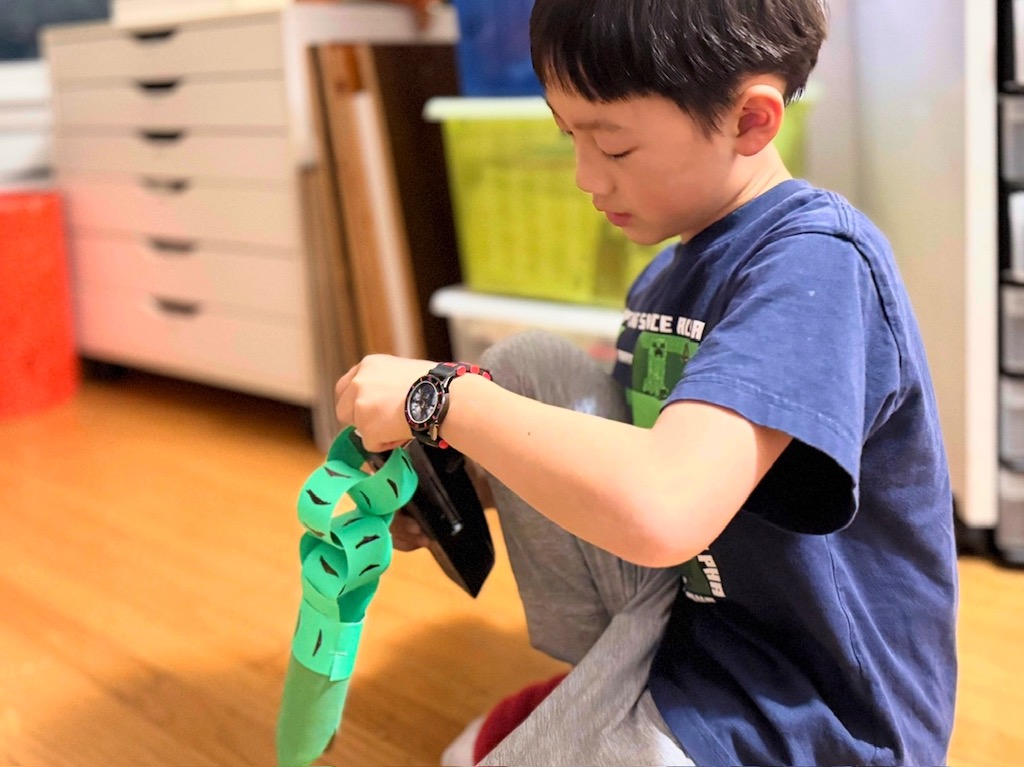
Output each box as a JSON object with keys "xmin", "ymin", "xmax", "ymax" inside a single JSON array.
[{"xmin": 547, "ymin": 103, "xmax": 624, "ymax": 132}]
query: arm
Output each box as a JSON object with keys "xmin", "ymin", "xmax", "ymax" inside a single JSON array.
[{"xmin": 336, "ymin": 355, "xmax": 791, "ymax": 567}]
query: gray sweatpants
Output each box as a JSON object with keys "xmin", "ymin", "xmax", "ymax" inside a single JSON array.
[{"xmin": 477, "ymin": 331, "xmax": 695, "ymax": 767}]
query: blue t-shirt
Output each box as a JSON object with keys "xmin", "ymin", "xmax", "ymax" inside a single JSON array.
[{"xmin": 613, "ymin": 180, "xmax": 958, "ymax": 766}]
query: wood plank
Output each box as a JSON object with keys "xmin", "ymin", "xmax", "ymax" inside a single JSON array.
[
  {"xmin": 314, "ymin": 44, "xmax": 426, "ymax": 360},
  {"xmin": 363, "ymin": 44, "xmax": 462, "ymax": 362}
]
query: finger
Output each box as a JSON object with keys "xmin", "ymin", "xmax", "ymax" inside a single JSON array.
[
  {"xmin": 334, "ymin": 362, "xmax": 364, "ymax": 425},
  {"xmin": 392, "ymin": 532, "xmax": 431, "ymax": 552},
  {"xmin": 334, "ymin": 362, "xmax": 359, "ymax": 401},
  {"xmin": 390, "ymin": 511, "xmax": 429, "ymax": 550}
]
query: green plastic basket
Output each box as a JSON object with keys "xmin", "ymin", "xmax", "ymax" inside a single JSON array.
[{"xmin": 425, "ymin": 97, "xmax": 810, "ymax": 306}]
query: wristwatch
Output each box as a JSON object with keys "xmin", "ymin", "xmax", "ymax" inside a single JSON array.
[{"xmin": 405, "ymin": 361, "xmax": 492, "ymax": 448}]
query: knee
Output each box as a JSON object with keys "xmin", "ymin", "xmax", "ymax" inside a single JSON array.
[{"xmin": 480, "ymin": 330, "xmax": 628, "ymax": 421}]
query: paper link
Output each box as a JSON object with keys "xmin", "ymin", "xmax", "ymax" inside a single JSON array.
[
  {"xmin": 297, "ymin": 430, "xmax": 418, "ymax": 538},
  {"xmin": 289, "ymin": 427, "xmax": 419, "ymax": 682}
]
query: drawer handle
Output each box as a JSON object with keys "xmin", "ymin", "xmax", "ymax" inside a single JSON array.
[
  {"xmin": 136, "ymin": 78, "xmax": 181, "ymax": 93},
  {"xmin": 131, "ymin": 28, "xmax": 178, "ymax": 43},
  {"xmin": 154, "ymin": 298, "xmax": 201, "ymax": 317},
  {"xmin": 140, "ymin": 176, "xmax": 190, "ymax": 194},
  {"xmin": 148, "ymin": 237, "xmax": 196, "ymax": 255},
  {"xmin": 139, "ymin": 129, "xmax": 186, "ymax": 144}
]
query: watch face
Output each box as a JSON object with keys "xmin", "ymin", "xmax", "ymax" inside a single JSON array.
[{"xmin": 407, "ymin": 379, "xmax": 440, "ymax": 426}]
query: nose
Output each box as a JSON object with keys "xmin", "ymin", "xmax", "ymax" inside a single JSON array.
[{"xmin": 573, "ymin": 139, "xmax": 613, "ymax": 197}]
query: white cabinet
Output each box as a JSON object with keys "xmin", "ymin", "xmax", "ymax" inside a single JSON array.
[
  {"xmin": 42, "ymin": 4, "xmax": 458, "ymax": 444},
  {"xmin": 44, "ymin": 11, "xmax": 313, "ymax": 405}
]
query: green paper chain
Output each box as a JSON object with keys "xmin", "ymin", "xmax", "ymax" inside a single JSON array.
[{"xmin": 277, "ymin": 427, "xmax": 419, "ymax": 767}]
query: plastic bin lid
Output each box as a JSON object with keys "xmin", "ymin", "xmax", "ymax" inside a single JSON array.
[
  {"xmin": 423, "ymin": 96, "xmax": 552, "ymax": 122},
  {"xmin": 430, "ymin": 285, "xmax": 623, "ymax": 337}
]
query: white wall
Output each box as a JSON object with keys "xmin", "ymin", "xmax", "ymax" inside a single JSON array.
[{"xmin": 848, "ymin": 0, "xmax": 998, "ymax": 526}]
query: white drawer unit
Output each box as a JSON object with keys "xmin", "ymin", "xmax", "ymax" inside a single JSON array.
[
  {"xmin": 53, "ymin": 132, "xmax": 293, "ymax": 180},
  {"xmin": 75, "ymin": 280, "xmax": 313, "ymax": 403},
  {"xmin": 60, "ymin": 173, "xmax": 300, "ymax": 248},
  {"xmin": 42, "ymin": 5, "xmax": 459, "ymax": 447},
  {"xmin": 52, "ymin": 76, "xmax": 290, "ymax": 129},
  {"xmin": 113, "ymin": 0, "xmax": 290, "ymax": 28},
  {"xmin": 46, "ymin": 14, "xmax": 286, "ymax": 81},
  {"xmin": 72, "ymin": 234, "xmax": 308, "ymax": 320}
]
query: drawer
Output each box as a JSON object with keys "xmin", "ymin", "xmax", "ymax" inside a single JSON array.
[
  {"xmin": 53, "ymin": 132, "xmax": 293, "ymax": 181},
  {"xmin": 43, "ymin": 15, "xmax": 283, "ymax": 82},
  {"xmin": 60, "ymin": 173, "xmax": 301, "ymax": 249},
  {"xmin": 71, "ymin": 234, "xmax": 308, "ymax": 319},
  {"xmin": 1008, "ymin": 191, "xmax": 1024, "ymax": 279},
  {"xmin": 1001, "ymin": 377, "xmax": 1024, "ymax": 468},
  {"xmin": 52, "ymin": 76, "xmax": 288, "ymax": 130},
  {"xmin": 1000, "ymin": 0, "xmax": 1024, "ymax": 88},
  {"xmin": 998, "ymin": 467, "xmax": 1024, "ymax": 563},
  {"xmin": 1003, "ymin": 284, "xmax": 1024, "ymax": 375},
  {"xmin": 75, "ymin": 281, "xmax": 314, "ymax": 403},
  {"xmin": 1002, "ymin": 96, "xmax": 1024, "ymax": 183}
]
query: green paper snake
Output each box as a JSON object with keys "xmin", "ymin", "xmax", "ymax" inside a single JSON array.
[{"xmin": 276, "ymin": 426, "xmax": 419, "ymax": 767}]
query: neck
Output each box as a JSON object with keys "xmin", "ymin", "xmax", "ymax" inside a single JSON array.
[{"xmin": 681, "ymin": 145, "xmax": 793, "ymax": 243}]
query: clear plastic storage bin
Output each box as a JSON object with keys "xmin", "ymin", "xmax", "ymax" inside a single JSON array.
[{"xmin": 430, "ymin": 284, "xmax": 623, "ymax": 371}]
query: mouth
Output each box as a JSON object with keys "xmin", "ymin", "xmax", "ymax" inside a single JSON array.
[{"xmin": 602, "ymin": 210, "xmax": 632, "ymax": 228}]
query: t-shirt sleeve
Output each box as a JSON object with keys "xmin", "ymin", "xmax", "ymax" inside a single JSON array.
[{"xmin": 665, "ymin": 232, "xmax": 901, "ymax": 534}]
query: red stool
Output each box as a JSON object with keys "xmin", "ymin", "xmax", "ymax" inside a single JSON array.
[{"xmin": 0, "ymin": 191, "xmax": 78, "ymax": 418}]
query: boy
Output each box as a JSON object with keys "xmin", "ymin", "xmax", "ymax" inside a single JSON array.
[{"xmin": 334, "ymin": 0, "xmax": 959, "ymax": 764}]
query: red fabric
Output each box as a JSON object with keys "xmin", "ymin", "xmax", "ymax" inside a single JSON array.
[
  {"xmin": 473, "ymin": 673, "xmax": 568, "ymax": 764},
  {"xmin": 0, "ymin": 192, "xmax": 78, "ymax": 418}
]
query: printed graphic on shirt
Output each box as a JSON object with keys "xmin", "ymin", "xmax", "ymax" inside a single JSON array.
[
  {"xmin": 632, "ymin": 332, "xmax": 699, "ymax": 399},
  {"xmin": 680, "ymin": 552, "xmax": 727, "ymax": 603},
  {"xmin": 624, "ymin": 328, "xmax": 726, "ymax": 604},
  {"xmin": 623, "ymin": 309, "xmax": 707, "ymax": 342},
  {"xmin": 626, "ymin": 331, "xmax": 700, "ymax": 428}
]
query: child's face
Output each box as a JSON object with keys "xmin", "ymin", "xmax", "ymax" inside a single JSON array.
[{"xmin": 546, "ymin": 86, "xmax": 743, "ymax": 244}]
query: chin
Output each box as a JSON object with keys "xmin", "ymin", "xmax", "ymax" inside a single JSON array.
[{"xmin": 625, "ymin": 228, "xmax": 673, "ymax": 247}]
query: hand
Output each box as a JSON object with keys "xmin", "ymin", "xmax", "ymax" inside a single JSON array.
[
  {"xmin": 390, "ymin": 510, "xmax": 432, "ymax": 551},
  {"xmin": 335, "ymin": 354, "xmax": 434, "ymax": 453}
]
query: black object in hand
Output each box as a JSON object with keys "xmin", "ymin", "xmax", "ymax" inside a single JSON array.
[{"xmin": 367, "ymin": 439, "xmax": 494, "ymax": 597}]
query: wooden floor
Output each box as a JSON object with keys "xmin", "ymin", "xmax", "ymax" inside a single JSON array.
[{"xmin": 0, "ymin": 369, "xmax": 1021, "ymax": 767}]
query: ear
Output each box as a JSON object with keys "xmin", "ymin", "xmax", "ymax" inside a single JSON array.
[{"xmin": 732, "ymin": 82, "xmax": 786, "ymax": 158}]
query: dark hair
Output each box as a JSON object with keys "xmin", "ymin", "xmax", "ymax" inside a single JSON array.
[{"xmin": 530, "ymin": 0, "xmax": 828, "ymax": 135}]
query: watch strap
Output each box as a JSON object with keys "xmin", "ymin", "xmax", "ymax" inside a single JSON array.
[{"xmin": 408, "ymin": 361, "xmax": 492, "ymax": 448}]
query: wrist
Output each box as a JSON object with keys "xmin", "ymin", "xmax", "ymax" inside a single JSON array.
[{"xmin": 404, "ymin": 361, "xmax": 492, "ymax": 448}]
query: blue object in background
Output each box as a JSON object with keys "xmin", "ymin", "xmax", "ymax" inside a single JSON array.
[
  {"xmin": 451, "ymin": 0, "xmax": 543, "ymax": 96},
  {"xmin": 0, "ymin": 0, "xmax": 110, "ymax": 60}
]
